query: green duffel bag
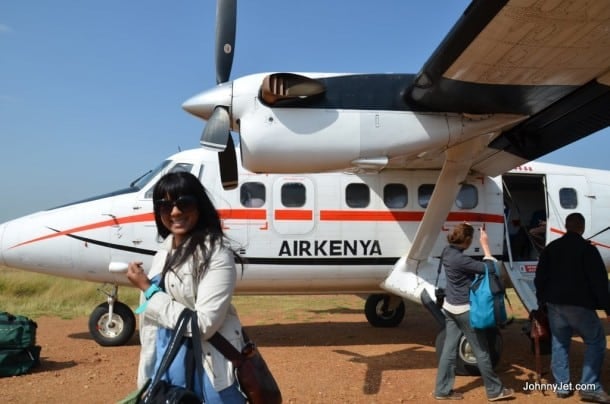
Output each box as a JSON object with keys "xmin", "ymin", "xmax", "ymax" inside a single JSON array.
[
  {"xmin": 0, "ymin": 312, "xmax": 37, "ymax": 349},
  {"xmin": 0, "ymin": 346, "xmax": 41, "ymax": 377}
]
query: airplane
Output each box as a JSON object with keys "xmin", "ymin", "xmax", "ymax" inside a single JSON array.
[
  {"xmin": 1, "ymin": 0, "xmax": 609, "ymax": 376},
  {"xmin": 1, "ymin": 145, "xmax": 610, "ymax": 377}
]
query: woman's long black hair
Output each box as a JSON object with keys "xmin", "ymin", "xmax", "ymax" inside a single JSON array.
[{"xmin": 152, "ymin": 171, "xmax": 226, "ymax": 279}]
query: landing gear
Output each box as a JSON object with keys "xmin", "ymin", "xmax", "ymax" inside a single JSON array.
[
  {"xmin": 364, "ymin": 294, "xmax": 405, "ymax": 327},
  {"xmin": 88, "ymin": 284, "xmax": 136, "ymax": 346},
  {"xmin": 434, "ymin": 327, "xmax": 503, "ymax": 376}
]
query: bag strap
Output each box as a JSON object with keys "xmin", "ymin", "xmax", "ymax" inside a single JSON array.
[
  {"xmin": 434, "ymin": 248, "xmax": 445, "ymax": 288},
  {"xmin": 148, "ymin": 308, "xmax": 193, "ymax": 388},
  {"xmin": 189, "ymin": 311, "xmax": 204, "ymax": 389},
  {"xmin": 147, "ymin": 308, "xmax": 204, "ymax": 392},
  {"xmin": 208, "ymin": 330, "xmax": 246, "ymax": 365}
]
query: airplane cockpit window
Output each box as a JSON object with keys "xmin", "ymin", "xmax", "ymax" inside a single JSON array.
[
  {"xmin": 170, "ymin": 163, "xmax": 193, "ymax": 173},
  {"xmin": 346, "ymin": 183, "xmax": 370, "ymax": 208},
  {"xmin": 240, "ymin": 182, "xmax": 266, "ymax": 208},
  {"xmin": 143, "ymin": 162, "xmax": 195, "ymax": 199},
  {"xmin": 455, "ymin": 184, "xmax": 478, "ymax": 209},
  {"xmin": 418, "ymin": 184, "xmax": 434, "ymax": 208},
  {"xmin": 384, "ymin": 184, "xmax": 407, "ymax": 208},
  {"xmin": 281, "ymin": 183, "xmax": 306, "ymax": 208},
  {"xmin": 559, "ymin": 188, "xmax": 578, "ymax": 209},
  {"xmin": 131, "ymin": 160, "xmax": 172, "ymax": 191}
]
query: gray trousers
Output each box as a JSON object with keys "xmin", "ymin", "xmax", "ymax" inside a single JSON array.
[{"xmin": 434, "ymin": 310, "xmax": 503, "ymax": 398}]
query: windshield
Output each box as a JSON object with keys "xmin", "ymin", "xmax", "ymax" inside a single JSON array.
[
  {"xmin": 47, "ymin": 159, "xmax": 173, "ymax": 211},
  {"xmin": 130, "ymin": 160, "xmax": 171, "ymax": 190}
]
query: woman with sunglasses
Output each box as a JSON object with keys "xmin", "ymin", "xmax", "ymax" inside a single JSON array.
[{"xmin": 126, "ymin": 171, "xmax": 246, "ymax": 403}]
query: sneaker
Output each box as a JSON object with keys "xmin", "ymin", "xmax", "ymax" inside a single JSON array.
[
  {"xmin": 579, "ymin": 390, "xmax": 610, "ymax": 404},
  {"xmin": 488, "ymin": 387, "xmax": 514, "ymax": 401},
  {"xmin": 434, "ymin": 390, "xmax": 464, "ymax": 400},
  {"xmin": 556, "ymin": 390, "xmax": 573, "ymax": 399}
]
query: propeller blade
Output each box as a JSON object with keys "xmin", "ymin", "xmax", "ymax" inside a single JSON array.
[
  {"xmin": 218, "ymin": 135, "xmax": 238, "ymax": 190},
  {"xmin": 200, "ymin": 107, "xmax": 230, "ymax": 151},
  {"xmin": 215, "ymin": 0, "xmax": 237, "ymax": 84}
]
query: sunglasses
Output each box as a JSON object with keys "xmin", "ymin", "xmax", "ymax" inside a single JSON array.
[{"xmin": 154, "ymin": 195, "xmax": 198, "ymax": 215}]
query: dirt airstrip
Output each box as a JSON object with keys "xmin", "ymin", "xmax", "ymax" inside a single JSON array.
[{"xmin": 0, "ymin": 295, "xmax": 607, "ymax": 403}]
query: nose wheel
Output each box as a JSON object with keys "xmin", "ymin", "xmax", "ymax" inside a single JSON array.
[
  {"xmin": 88, "ymin": 284, "xmax": 136, "ymax": 346},
  {"xmin": 88, "ymin": 301, "xmax": 135, "ymax": 346}
]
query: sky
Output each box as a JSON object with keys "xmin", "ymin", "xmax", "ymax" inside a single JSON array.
[{"xmin": 1, "ymin": 1, "xmax": 608, "ymax": 224}]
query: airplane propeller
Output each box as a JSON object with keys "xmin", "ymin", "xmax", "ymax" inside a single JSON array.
[
  {"xmin": 215, "ymin": 0, "xmax": 236, "ymax": 85},
  {"xmin": 184, "ymin": 0, "xmax": 237, "ymax": 190}
]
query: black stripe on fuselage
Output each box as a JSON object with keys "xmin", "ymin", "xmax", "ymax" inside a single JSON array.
[
  {"xmin": 47, "ymin": 228, "xmax": 156, "ymax": 256},
  {"xmin": 241, "ymin": 257, "xmax": 398, "ymax": 266}
]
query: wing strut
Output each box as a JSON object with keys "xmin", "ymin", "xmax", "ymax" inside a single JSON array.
[{"xmin": 381, "ymin": 136, "xmax": 487, "ymax": 302}]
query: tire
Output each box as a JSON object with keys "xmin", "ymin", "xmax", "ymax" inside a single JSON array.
[
  {"xmin": 88, "ymin": 301, "xmax": 136, "ymax": 347},
  {"xmin": 435, "ymin": 327, "xmax": 503, "ymax": 376},
  {"xmin": 364, "ymin": 294, "xmax": 405, "ymax": 328}
]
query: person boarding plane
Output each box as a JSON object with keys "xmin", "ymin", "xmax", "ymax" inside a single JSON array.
[{"xmin": 1, "ymin": 145, "xmax": 609, "ymax": 375}]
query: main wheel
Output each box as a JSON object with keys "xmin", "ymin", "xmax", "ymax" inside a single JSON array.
[
  {"xmin": 364, "ymin": 294, "xmax": 405, "ymax": 327},
  {"xmin": 88, "ymin": 301, "xmax": 136, "ymax": 347},
  {"xmin": 435, "ymin": 327, "xmax": 503, "ymax": 376}
]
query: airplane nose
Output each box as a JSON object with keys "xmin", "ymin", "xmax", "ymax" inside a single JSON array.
[
  {"xmin": 182, "ymin": 81, "xmax": 233, "ymax": 120},
  {"xmin": 0, "ymin": 221, "xmax": 7, "ymax": 266}
]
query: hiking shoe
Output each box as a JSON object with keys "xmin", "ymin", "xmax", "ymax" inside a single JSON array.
[
  {"xmin": 434, "ymin": 390, "xmax": 464, "ymax": 400},
  {"xmin": 579, "ymin": 390, "xmax": 610, "ymax": 404},
  {"xmin": 488, "ymin": 387, "xmax": 514, "ymax": 401},
  {"xmin": 556, "ymin": 390, "xmax": 573, "ymax": 399}
]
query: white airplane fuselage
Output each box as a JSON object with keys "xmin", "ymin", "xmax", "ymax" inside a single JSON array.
[{"xmin": 1, "ymin": 147, "xmax": 609, "ymax": 303}]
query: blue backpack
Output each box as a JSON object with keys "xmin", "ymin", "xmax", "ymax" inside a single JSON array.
[{"xmin": 469, "ymin": 261, "xmax": 507, "ymax": 329}]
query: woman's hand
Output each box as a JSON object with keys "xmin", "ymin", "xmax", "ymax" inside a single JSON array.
[
  {"xmin": 479, "ymin": 227, "xmax": 489, "ymax": 244},
  {"xmin": 126, "ymin": 261, "xmax": 151, "ymax": 291},
  {"xmin": 479, "ymin": 227, "xmax": 493, "ymax": 257}
]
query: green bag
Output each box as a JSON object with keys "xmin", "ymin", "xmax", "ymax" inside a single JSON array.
[
  {"xmin": 0, "ymin": 346, "xmax": 41, "ymax": 377},
  {"xmin": 0, "ymin": 312, "xmax": 37, "ymax": 349},
  {"xmin": 0, "ymin": 312, "xmax": 41, "ymax": 377}
]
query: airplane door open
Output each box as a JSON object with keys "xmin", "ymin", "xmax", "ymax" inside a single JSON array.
[
  {"xmin": 272, "ymin": 177, "xmax": 315, "ymax": 235},
  {"xmin": 544, "ymin": 174, "xmax": 591, "ymax": 238}
]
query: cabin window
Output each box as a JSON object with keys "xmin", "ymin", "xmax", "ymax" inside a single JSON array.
[
  {"xmin": 559, "ymin": 187, "xmax": 578, "ymax": 209},
  {"xmin": 455, "ymin": 184, "xmax": 478, "ymax": 209},
  {"xmin": 240, "ymin": 182, "xmax": 266, "ymax": 208},
  {"xmin": 418, "ymin": 184, "xmax": 434, "ymax": 208},
  {"xmin": 384, "ymin": 183, "xmax": 407, "ymax": 208},
  {"xmin": 281, "ymin": 183, "xmax": 306, "ymax": 207},
  {"xmin": 346, "ymin": 183, "xmax": 370, "ymax": 208}
]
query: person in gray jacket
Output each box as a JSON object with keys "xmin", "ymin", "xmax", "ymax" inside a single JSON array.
[
  {"xmin": 127, "ymin": 171, "xmax": 245, "ymax": 403},
  {"xmin": 434, "ymin": 223, "xmax": 513, "ymax": 401}
]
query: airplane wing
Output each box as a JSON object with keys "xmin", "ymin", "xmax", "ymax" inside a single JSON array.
[{"xmin": 406, "ymin": 0, "xmax": 610, "ymax": 177}]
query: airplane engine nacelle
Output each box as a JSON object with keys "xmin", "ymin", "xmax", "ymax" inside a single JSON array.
[{"xmin": 238, "ymin": 108, "xmax": 452, "ymax": 173}]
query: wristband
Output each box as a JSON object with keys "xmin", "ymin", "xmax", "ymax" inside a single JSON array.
[{"xmin": 144, "ymin": 284, "xmax": 162, "ymax": 300}]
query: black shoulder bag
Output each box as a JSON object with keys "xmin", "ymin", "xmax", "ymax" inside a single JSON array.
[{"xmin": 139, "ymin": 308, "xmax": 202, "ymax": 404}]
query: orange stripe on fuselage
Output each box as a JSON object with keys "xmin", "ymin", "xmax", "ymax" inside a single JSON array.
[
  {"xmin": 275, "ymin": 210, "xmax": 313, "ymax": 221},
  {"xmin": 550, "ymin": 227, "xmax": 610, "ymax": 250},
  {"xmin": 218, "ymin": 209, "xmax": 266, "ymax": 220},
  {"xmin": 10, "ymin": 213, "xmax": 154, "ymax": 249},
  {"xmin": 11, "ymin": 209, "xmax": 506, "ymax": 250},
  {"xmin": 320, "ymin": 210, "xmax": 503, "ymax": 223}
]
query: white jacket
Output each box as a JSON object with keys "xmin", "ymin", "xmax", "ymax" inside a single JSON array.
[{"xmin": 137, "ymin": 235, "xmax": 244, "ymax": 391}]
